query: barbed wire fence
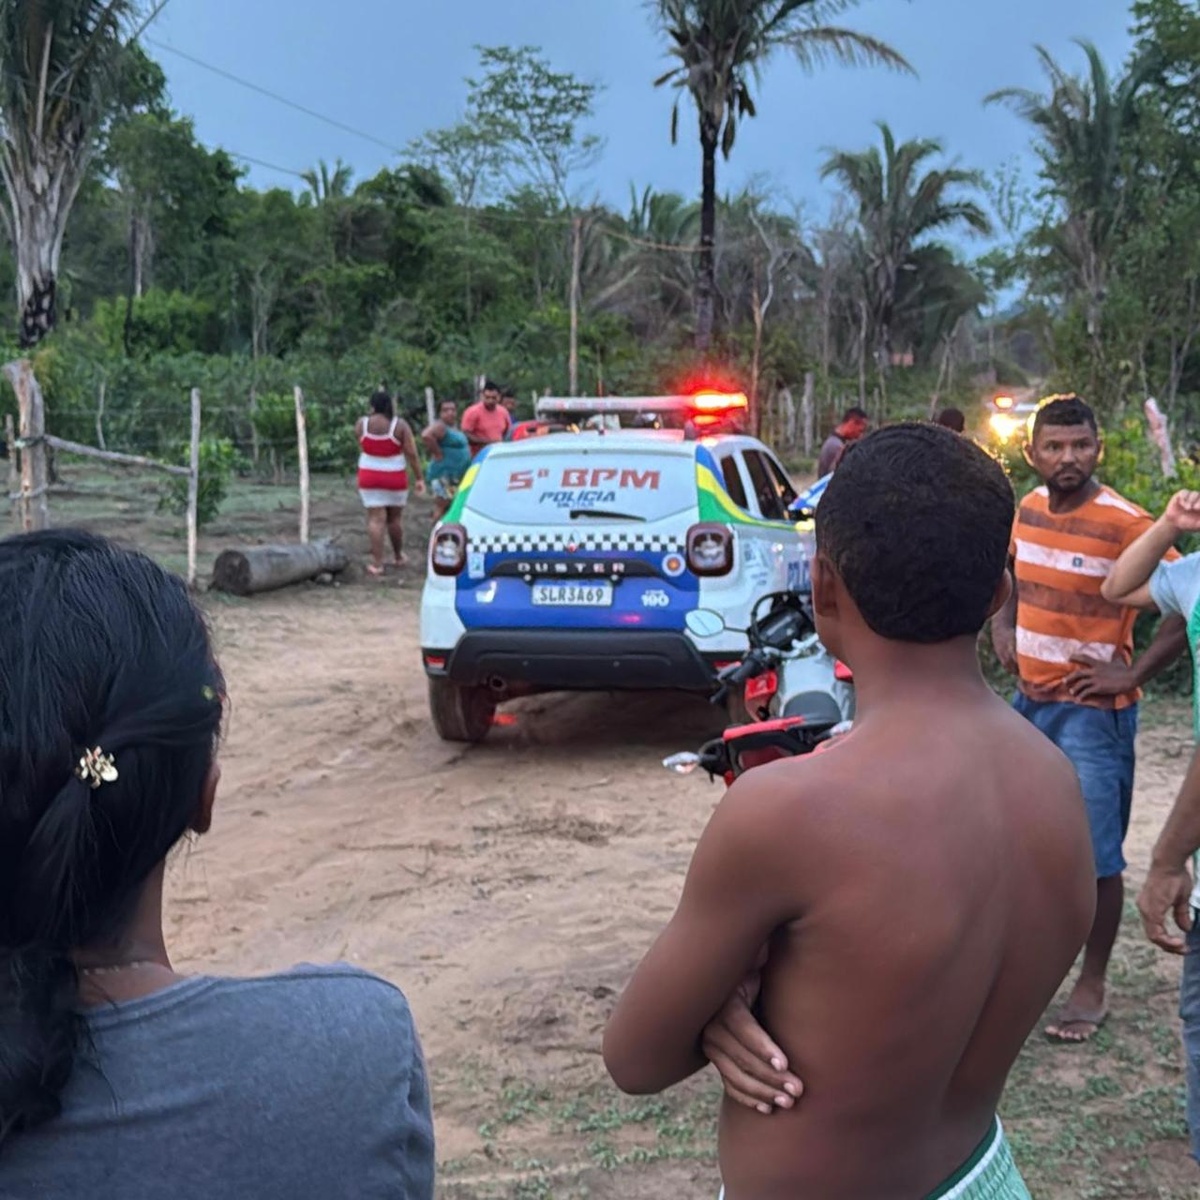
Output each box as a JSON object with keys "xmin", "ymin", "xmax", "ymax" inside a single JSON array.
[
  {"xmin": 3, "ymin": 364, "xmax": 324, "ymax": 584},
  {"xmin": 4, "ymin": 361, "xmax": 203, "ymax": 583}
]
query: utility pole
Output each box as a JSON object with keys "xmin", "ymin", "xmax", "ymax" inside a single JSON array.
[{"xmin": 569, "ymin": 214, "xmax": 583, "ymax": 396}]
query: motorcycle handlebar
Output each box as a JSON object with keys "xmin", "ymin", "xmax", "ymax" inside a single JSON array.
[
  {"xmin": 752, "ymin": 602, "xmax": 810, "ymax": 652},
  {"xmin": 720, "ymin": 652, "xmax": 770, "ymax": 688}
]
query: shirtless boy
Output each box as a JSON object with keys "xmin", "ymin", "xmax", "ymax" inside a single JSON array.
[{"xmin": 604, "ymin": 425, "xmax": 1096, "ymax": 1200}]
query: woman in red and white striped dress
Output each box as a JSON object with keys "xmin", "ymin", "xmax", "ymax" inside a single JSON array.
[{"xmin": 356, "ymin": 389, "xmax": 425, "ymax": 575}]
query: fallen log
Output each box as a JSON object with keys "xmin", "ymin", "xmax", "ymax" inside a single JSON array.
[{"xmin": 212, "ymin": 540, "xmax": 348, "ymax": 596}]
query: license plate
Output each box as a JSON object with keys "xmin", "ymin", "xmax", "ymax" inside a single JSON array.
[{"xmin": 532, "ymin": 583, "xmax": 613, "ymax": 607}]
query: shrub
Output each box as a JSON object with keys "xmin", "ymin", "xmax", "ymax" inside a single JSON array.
[{"xmin": 159, "ymin": 436, "xmax": 237, "ymax": 528}]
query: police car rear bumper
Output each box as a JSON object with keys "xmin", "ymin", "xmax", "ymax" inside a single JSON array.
[{"xmin": 427, "ymin": 630, "xmax": 719, "ymax": 692}]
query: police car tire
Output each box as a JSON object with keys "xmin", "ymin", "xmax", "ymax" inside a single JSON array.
[{"xmin": 428, "ymin": 677, "xmax": 495, "ymax": 743}]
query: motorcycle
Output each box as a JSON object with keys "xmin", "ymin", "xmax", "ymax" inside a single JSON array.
[{"xmin": 667, "ymin": 591, "xmax": 854, "ymax": 784}]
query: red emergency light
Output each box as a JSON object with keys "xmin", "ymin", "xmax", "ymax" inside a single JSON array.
[{"xmin": 690, "ymin": 390, "xmax": 749, "ymax": 413}]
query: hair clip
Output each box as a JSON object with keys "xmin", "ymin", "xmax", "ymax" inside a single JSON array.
[{"xmin": 76, "ymin": 747, "xmax": 118, "ymax": 790}]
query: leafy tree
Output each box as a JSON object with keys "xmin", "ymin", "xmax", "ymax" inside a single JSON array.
[
  {"xmin": 650, "ymin": 0, "xmax": 911, "ymax": 353},
  {"xmin": 408, "ymin": 122, "xmax": 505, "ymax": 210},
  {"xmin": 468, "ymin": 45, "xmax": 602, "ymax": 206},
  {"xmin": 104, "ymin": 112, "xmax": 242, "ymax": 353}
]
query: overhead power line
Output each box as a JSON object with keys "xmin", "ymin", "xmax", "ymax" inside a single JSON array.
[
  {"xmin": 130, "ymin": 0, "xmax": 180, "ymax": 41},
  {"xmin": 144, "ymin": 37, "xmax": 407, "ymax": 157},
  {"xmin": 225, "ymin": 151, "xmax": 308, "ymax": 180}
]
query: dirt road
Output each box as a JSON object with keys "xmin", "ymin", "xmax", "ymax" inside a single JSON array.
[{"xmin": 168, "ymin": 579, "xmax": 1196, "ymax": 1199}]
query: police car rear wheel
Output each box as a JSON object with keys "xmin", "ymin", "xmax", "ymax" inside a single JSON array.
[{"xmin": 429, "ymin": 677, "xmax": 496, "ymax": 743}]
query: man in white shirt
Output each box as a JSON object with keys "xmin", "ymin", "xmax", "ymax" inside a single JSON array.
[{"xmin": 1103, "ymin": 488, "xmax": 1200, "ymax": 1167}]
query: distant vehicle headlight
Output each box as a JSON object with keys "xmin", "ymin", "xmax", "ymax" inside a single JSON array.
[{"xmin": 989, "ymin": 412, "xmax": 1024, "ymax": 443}]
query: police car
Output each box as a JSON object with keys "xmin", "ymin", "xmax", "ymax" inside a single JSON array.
[{"xmin": 419, "ymin": 393, "xmax": 815, "ymax": 742}]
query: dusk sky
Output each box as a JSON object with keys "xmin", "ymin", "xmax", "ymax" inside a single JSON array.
[{"xmin": 148, "ymin": 0, "xmax": 1135, "ymax": 222}]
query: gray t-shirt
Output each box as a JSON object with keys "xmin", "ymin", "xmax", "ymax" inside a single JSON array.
[
  {"xmin": 817, "ymin": 434, "xmax": 846, "ymax": 478},
  {"xmin": 1, "ymin": 965, "xmax": 434, "ymax": 1200},
  {"xmin": 1150, "ymin": 554, "xmax": 1200, "ymax": 910}
]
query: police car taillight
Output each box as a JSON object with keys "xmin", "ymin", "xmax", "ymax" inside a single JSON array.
[
  {"xmin": 431, "ymin": 524, "xmax": 467, "ymax": 576},
  {"xmin": 686, "ymin": 523, "xmax": 733, "ymax": 576}
]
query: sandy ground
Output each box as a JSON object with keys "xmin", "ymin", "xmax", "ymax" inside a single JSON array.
[
  {"xmin": 170, "ymin": 574, "xmax": 732, "ymax": 1195},
  {"xmin": 164, "ymin": 566, "xmax": 1196, "ymax": 1199}
]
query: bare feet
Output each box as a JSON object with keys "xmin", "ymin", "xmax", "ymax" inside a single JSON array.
[
  {"xmin": 392, "ymin": 553, "xmax": 410, "ymax": 569},
  {"xmin": 1045, "ymin": 982, "xmax": 1108, "ymax": 1044},
  {"xmin": 365, "ymin": 563, "xmax": 385, "ymax": 578}
]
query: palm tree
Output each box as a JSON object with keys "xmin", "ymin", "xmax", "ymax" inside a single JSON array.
[
  {"xmin": 0, "ymin": 0, "xmax": 155, "ymax": 346},
  {"xmin": 821, "ymin": 123, "xmax": 991, "ymax": 384},
  {"xmin": 651, "ymin": 0, "xmax": 911, "ymax": 353},
  {"xmin": 600, "ymin": 186, "xmax": 701, "ymax": 338},
  {"xmin": 300, "ymin": 159, "xmax": 354, "ymax": 207},
  {"xmin": 986, "ymin": 41, "xmax": 1158, "ymax": 368}
]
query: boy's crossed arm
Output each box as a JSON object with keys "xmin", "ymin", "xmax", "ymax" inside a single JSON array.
[{"xmin": 603, "ymin": 771, "xmax": 807, "ymax": 1097}]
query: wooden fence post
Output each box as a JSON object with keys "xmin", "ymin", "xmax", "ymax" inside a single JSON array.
[
  {"xmin": 802, "ymin": 372, "xmax": 815, "ymax": 458},
  {"xmin": 3, "ymin": 360, "xmax": 48, "ymax": 531},
  {"xmin": 249, "ymin": 388, "xmax": 260, "ymax": 466},
  {"xmin": 186, "ymin": 388, "xmax": 201, "ymax": 589},
  {"xmin": 294, "ymin": 385, "xmax": 310, "ymax": 545},
  {"xmin": 5, "ymin": 414, "xmax": 17, "ymax": 531},
  {"xmin": 95, "ymin": 380, "xmax": 107, "ymax": 451}
]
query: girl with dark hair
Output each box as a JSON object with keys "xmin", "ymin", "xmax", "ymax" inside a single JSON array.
[
  {"xmin": 357, "ymin": 387, "xmax": 426, "ymax": 574},
  {"xmin": 0, "ymin": 531, "xmax": 434, "ymax": 1198}
]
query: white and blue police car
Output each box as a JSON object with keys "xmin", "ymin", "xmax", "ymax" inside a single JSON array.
[{"xmin": 419, "ymin": 394, "xmax": 815, "ymax": 741}]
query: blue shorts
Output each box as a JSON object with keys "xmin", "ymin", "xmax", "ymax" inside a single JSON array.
[
  {"xmin": 1012, "ymin": 695, "xmax": 1137, "ymax": 879},
  {"xmin": 1183, "ymin": 921, "xmax": 1200, "ymax": 1163}
]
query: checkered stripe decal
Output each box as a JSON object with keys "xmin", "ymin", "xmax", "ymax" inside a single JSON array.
[{"xmin": 467, "ymin": 531, "xmax": 685, "ymax": 553}]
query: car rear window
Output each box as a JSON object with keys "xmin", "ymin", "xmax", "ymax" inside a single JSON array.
[
  {"xmin": 720, "ymin": 455, "xmax": 749, "ymax": 509},
  {"xmin": 465, "ymin": 447, "xmax": 697, "ymax": 525}
]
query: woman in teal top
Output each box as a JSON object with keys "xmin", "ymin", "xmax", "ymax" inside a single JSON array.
[{"xmin": 422, "ymin": 399, "xmax": 472, "ymax": 521}]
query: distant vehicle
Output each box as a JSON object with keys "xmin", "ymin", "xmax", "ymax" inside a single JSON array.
[
  {"xmin": 419, "ymin": 393, "xmax": 814, "ymax": 742},
  {"xmin": 984, "ymin": 390, "xmax": 1039, "ymax": 445}
]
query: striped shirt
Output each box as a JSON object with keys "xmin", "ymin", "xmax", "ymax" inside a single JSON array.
[
  {"xmin": 357, "ymin": 417, "xmax": 409, "ymax": 494},
  {"xmin": 1011, "ymin": 485, "xmax": 1173, "ymax": 709}
]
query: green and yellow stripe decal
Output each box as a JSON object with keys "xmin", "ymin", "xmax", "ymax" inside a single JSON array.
[
  {"xmin": 443, "ymin": 461, "xmax": 481, "ymax": 524},
  {"xmin": 696, "ymin": 463, "xmax": 814, "ymax": 534},
  {"xmin": 441, "ymin": 453, "xmax": 814, "ymax": 536}
]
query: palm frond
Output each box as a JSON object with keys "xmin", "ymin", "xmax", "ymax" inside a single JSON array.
[{"xmin": 782, "ymin": 27, "xmax": 914, "ymax": 74}]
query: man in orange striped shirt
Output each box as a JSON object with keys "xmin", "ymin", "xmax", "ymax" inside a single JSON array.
[{"xmin": 992, "ymin": 395, "xmax": 1187, "ymax": 1044}]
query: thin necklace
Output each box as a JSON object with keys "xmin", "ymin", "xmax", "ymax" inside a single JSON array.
[{"xmin": 79, "ymin": 960, "xmax": 164, "ymax": 977}]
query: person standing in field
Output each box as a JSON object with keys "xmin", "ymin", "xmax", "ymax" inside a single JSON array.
[
  {"xmin": 461, "ymin": 381, "xmax": 512, "ymax": 457},
  {"xmin": 356, "ymin": 388, "xmax": 425, "ymax": 575},
  {"xmin": 817, "ymin": 407, "xmax": 869, "ymax": 476},
  {"xmin": 991, "ymin": 394, "xmax": 1188, "ymax": 1043},
  {"xmin": 501, "ymin": 388, "xmax": 519, "ymax": 439},
  {"xmin": 604, "ymin": 425, "xmax": 1095, "ymax": 1199},
  {"xmin": 1100, "ymin": 487, "xmax": 1200, "ymax": 1165},
  {"xmin": 422, "ymin": 399, "xmax": 472, "ymax": 523}
]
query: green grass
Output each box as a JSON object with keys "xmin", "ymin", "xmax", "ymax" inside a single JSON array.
[{"xmin": 22, "ymin": 459, "xmax": 368, "ymax": 579}]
